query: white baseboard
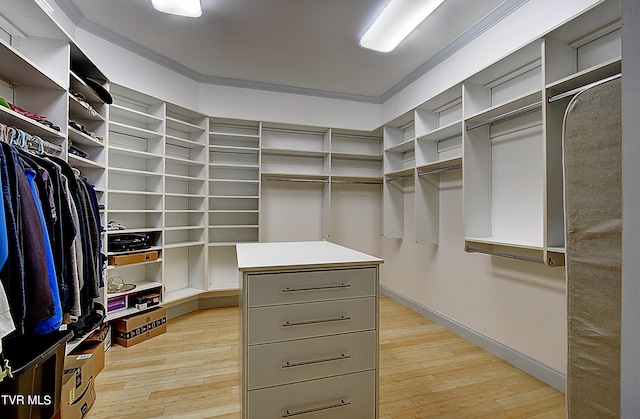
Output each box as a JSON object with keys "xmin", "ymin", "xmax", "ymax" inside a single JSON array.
[{"xmin": 380, "ymin": 285, "xmax": 566, "ymax": 392}]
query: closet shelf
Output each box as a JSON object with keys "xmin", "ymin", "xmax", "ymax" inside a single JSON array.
[
  {"xmin": 69, "ymin": 71, "xmax": 105, "ymax": 104},
  {"xmin": 109, "ymin": 121, "xmax": 163, "ymax": 140},
  {"xmin": 164, "ymin": 241, "xmax": 206, "ymax": 249},
  {"xmin": 465, "ymin": 237, "xmax": 543, "ymax": 251},
  {"xmin": 384, "ymin": 139, "xmax": 414, "ymax": 154},
  {"xmin": 209, "ymin": 144, "xmax": 260, "ymax": 154},
  {"xmin": 164, "ymin": 173, "xmax": 205, "ymax": 182},
  {"xmin": 417, "ymin": 120, "xmax": 462, "ymax": 142},
  {"xmin": 166, "ymin": 116, "xmax": 206, "ymax": 133},
  {"xmin": 0, "ymin": 38, "xmax": 65, "ymax": 90},
  {"xmin": 209, "ymin": 194, "xmax": 259, "ymax": 199},
  {"xmin": 417, "ymin": 157, "xmax": 462, "ymax": 175},
  {"xmin": 164, "ymin": 287, "xmax": 203, "ymax": 304},
  {"xmin": 546, "ymin": 58, "xmax": 621, "ymax": 100},
  {"xmin": 331, "ymin": 152, "xmax": 382, "ymax": 161},
  {"xmin": 68, "ymin": 126, "xmax": 105, "ymax": 148},
  {"xmin": 166, "ymin": 135, "xmax": 206, "ymax": 149},
  {"xmin": 261, "ymin": 147, "xmax": 328, "ymax": 157},
  {"xmin": 110, "ymin": 104, "xmax": 163, "ymax": 125},
  {"xmin": 68, "ymin": 154, "xmax": 105, "ymax": 170},
  {"xmin": 465, "ymin": 90, "xmax": 542, "ymax": 130},
  {"xmin": 384, "ymin": 167, "xmax": 414, "ymax": 180},
  {"xmin": 0, "ymin": 106, "xmax": 65, "ymax": 141},
  {"xmin": 109, "ymin": 145, "xmax": 163, "ymax": 160},
  {"xmin": 69, "ymin": 95, "xmax": 106, "ymax": 123},
  {"xmin": 164, "ymin": 154, "xmax": 205, "ymax": 166}
]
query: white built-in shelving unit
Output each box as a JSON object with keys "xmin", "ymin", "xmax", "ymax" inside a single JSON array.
[
  {"xmin": 106, "ymin": 85, "xmax": 165, "ymax": 318},
  {"xmin": 208, "ymin": 118, "xmax": 261, "ymax": 291},
  {"xmin": 0, "ymin": 2, "xmax": 112, "ymax": 351},
  {"xmin": 462, "ymin": 40, "xmax": 544, "ymax": 261},
  {"xmin": 163, "ymin": 103, "xmax": 207, "ymax": 303},
  {"xmin": 381, "ymin": 0, "xmax": 621, "ymax": 266},
  {"xmin": 415, "ymin": 84, "xmax": 463, "ymax": 244}
]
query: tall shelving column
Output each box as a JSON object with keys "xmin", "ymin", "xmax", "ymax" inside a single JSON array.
[
  {"xmin": 208, "ymin": 118, "xmax": 261, "ymax": 291},
  {"xmin": 462, "ymin": 40, "xmax": 544, "ymax": 262},
  {"xmin": 261, "ymin": 123, "xmax": 331, "ymax": 238},
  {"xmin": 163, "ymin": 103, "xmax": 207, "ymax": 303},
  {"xmin": 541, "ymin": 0, "xmax": 621, "ymax": 267},
  {"xmin": 106, "ymin": 84, "xmax": 164, "ymax": 319},
  {"xmin": 68, "ymin": 45, "xmax": 108, "ymax": 229},
  {"xmin": 382, "ymin": 113, "xmax": 415, "ymax": 239},
  {"xmin": 414, "ymin": 85, "xmax": 463, "ymax": 244}
]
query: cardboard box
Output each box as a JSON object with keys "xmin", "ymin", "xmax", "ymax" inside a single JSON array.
[
  {"xmin": 61, "ymin": 353, "xmax": 96, "ymax": 419},
  {"xmin": 108, "ymin": 250, "xmax": 158, "ymax": 266},
  {"xmin": 71, "ymin": 340, "xmax": 105, "ymax": 376},
  {"xmin": 114, "ymin": 307, "xmax": 167, "ymax": 347}
]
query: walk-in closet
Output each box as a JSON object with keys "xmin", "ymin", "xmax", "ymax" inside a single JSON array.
[{"xmin": 0, "ymin": 0, "xmax": 637, "ymax": 417}]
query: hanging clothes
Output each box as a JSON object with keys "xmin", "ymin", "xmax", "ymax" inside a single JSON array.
[{"xmin": 0, "ymin": 126, "xmax": 102, "ymax": 337}]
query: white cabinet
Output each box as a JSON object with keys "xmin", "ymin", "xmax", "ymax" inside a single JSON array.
[{"xmin": 237, "ymin": 241, "xmax": 382, "ymax": 419}]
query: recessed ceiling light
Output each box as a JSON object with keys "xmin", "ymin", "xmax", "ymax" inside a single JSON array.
[
  {"xmin": 151, "ymin": 0, "xmax": 202, "ymax": 18},
  {"xmin": 360, "ymin": 0, "xmax": 446, "ymax": 53}
]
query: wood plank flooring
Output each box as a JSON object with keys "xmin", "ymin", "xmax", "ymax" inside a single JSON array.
[{"xmin": 86, "ymin": 296, "xmax": 565, "ymax": 418}]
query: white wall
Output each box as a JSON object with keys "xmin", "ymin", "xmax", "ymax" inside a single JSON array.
[{"xmin": 379, "ymin": 172, "xmax": 567, "ymax": 374}]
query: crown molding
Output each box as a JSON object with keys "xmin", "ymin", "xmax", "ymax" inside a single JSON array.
[
  {"xmin": 380, "ymin": 0, "xmax": 530, "ymax": 102},
  {"xmin": 54, "ymin": 0, "xmax": 528, "ymax": 105}
]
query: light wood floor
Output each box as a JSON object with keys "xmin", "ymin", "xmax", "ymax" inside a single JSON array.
[{"xmin": 86, "ymin": 296, "xmax": 565, "ymax": 418}]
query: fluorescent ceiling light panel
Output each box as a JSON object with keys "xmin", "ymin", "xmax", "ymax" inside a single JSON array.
[
  {"xmin": 360, "ymin": 0, "xmax": 446, "ymax": 53},
  {"xmin": 151, "ymin": 0, "xmax": 202, "ymax": 17}
]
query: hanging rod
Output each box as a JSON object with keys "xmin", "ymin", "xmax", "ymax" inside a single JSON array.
[
  {"xmin": 44, "ymin": 141, "xmax": 63, "ymax": 153},
  {"xmin": 331, "ymin": 179, "xmax": 382, "ymax": 185},
  {"xmin": 385, "ymin": 174, "xmax": 414, "ymax": 183},
  {"xmin": 466, "ymin": 101, "xmax": 542, "ymax": 131},
  {"xmin": 547, "ymin": 73, "xmax": 621, "ymax": 104},
  {"xmin": 261, "ymin": 177, "xmax": 328, "ymax": 184},
  {"xmin": 465, "ymin": 245, "xmax": 544, "ymax": 264},
  {"xmin": 418, "ymin": 164, "xmax": 462, "ymax": 177}
]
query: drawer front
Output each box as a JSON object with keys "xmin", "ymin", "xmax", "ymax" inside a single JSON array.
[
  {"xmin": 247, "ymin": 297, "xmax": 376, "ymax": 345},
  {"xmin": 246, "ymin": 267, "xmax": 377, "ymax": 307},
  {"xmin": 247, "ymin": 330, "xmax": 376, "ymax": 390},
  {"xmin": 247, "ymin": 370, "xmax": 376, "ymax": 419}
]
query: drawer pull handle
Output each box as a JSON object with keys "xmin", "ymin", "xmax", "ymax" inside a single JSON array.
[
  {"xmin": 282, "ymin": 399, "xmax": 351, "ymax": 418},
  {"xmin": 282, "ymin": 315, "xmax": 351, "ymax": 327},
  {"xmin": 281, "ymin": 283, "xmax": 352, "ymax": 293},
  {"xmin": 282, "ymin": 353, "xmax": 352, "ymax": 368}
]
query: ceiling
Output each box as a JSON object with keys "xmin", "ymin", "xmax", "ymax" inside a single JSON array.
[{"xmin": 54, "ymin": 0, "xmax": 524, "ymax": 103}]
